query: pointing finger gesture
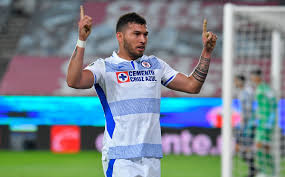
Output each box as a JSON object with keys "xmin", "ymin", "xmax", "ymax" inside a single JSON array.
[
  {"xmin": 78, "ymin": 5, "xmax": 92, "ymax": 41},
  {"xmin": 80, "ymin": 5, "xmax": 84, "ymax": 20},
  {"xmin": 202, "ymin": 19, "xmax": 217, "ymax": 53},
  {"xmin": 203, "ymin": 19, "xmax": 208, "ymax": 37}
]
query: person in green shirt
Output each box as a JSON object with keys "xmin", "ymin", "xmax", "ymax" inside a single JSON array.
[{"xmin": 250, "ymin": 69, "xmax": 277, "ymax": 177}]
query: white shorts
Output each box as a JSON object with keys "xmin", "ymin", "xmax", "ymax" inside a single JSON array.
[{"xmin": 102, "ymin": 157, "xmax": 161, "ymax": 177}]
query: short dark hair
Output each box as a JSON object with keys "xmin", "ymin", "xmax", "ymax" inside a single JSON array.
[
  {"xmin": 235, "ymin": 74, "xmax": 246, "ymax": 83},
  {"xmin": 251, "ymin": 69, "xmax": 262, "ymax": 76},
  {"xmin": 116, "ymin": 12, "xmax": 146, "ymax": 32}
]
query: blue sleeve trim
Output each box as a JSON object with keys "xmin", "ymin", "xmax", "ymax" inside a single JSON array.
[
  {"xmin": 163, "ymin": 74, "xmax": 176, "ymax": 86},
  {"xmin": 94, "ymin": 74, "xmax": 97, "ymax": 85}
]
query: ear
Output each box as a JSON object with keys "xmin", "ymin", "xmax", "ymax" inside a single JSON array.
[{"xmin": 116, "ymin": 32, "xmax": 123, "ymax": 43}]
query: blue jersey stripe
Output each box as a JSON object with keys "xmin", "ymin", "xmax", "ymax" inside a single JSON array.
[
  {"xmin": 131, "ymin": 61, "xmax": 135, "ymax": 69},
  {"xmin": 105, "ymin": 61, "xmax": 134, "ymax": 72},
  {"xmin": 108, "ymin": 143, "xmax": 163, "ymax": 159},
  {"xmin": 109, "ymin": 98, "xmax": 160, "ymax": 117},
  {"xmin": 95, "ymin": 84, "xmax": 115, "ymax": 138},
  {"xmin": 106, "ymin": 159, "xmax": 116, "ymax": 177}
]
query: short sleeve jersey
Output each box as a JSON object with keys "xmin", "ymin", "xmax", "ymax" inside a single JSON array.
[
  {"xmin": 255, "ymin": 82, "xmax": 277, "ymax": 129},
  {"xmin": 236, "ymin": 86, "xmax": 256, "ymax": 144},
  {"xmin": 84, "ymin": 51, "xmax": 178, "ymax": 160},
  {"xmin": 238, "ymin": 86, "xmax": 255, "ymax": 127}
]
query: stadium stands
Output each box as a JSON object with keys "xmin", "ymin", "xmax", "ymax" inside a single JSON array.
[
  {"xmin": 0, "ymin": 0, "xmax": 12, "ymax": 33},
  {"xmin": 0, "ymin": 0, "xmax": 32, "ymax": 83},
  {"xmin": 0, "ymin": 0, "xmax": 284, "ymax": 97}
]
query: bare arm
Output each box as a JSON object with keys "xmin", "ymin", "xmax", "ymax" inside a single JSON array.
[
  {"xmin": 167, "ymin": 19, "xmax": 217, "ymax": 94},
  {"xmin": 66, "ymin": 5, "xmax": 94, "ymax": 89},
  {"xmin": 67, "ymin": 47, "xmax": 94, "ymax": 89}
]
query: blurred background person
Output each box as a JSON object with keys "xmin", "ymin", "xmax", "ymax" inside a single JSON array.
[
  {"xmin": 250, "ymin": 69, "xmax": 277, "ymax": 177},
  {"xmin": 234, "ymin": 74, "xmax": 257, "ymax": 177}
]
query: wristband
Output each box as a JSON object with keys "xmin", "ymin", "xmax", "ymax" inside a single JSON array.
[{"xmin": 77, "ymin": 39, "xmax": 86, "ymax": 48}]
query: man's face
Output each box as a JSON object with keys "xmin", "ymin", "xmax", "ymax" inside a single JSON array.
[
  {"xmin": 120, "ymin": 23, "xmax": 148, "ymax": 59},
  {"xmin": 234, "ymin": 77, "xmax": 242, "ymax": 88},
  {"xmin": 250, "ymin": 74, "xmax": 259, "ymax": 86}
]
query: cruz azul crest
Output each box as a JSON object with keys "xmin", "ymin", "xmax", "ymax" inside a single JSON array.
[
  {"xmin": 116, "ymin": 71, "xmax": 130, "ymax": 83},
  {"xmin": 141, "ymin": 61, "xmax": 151, "ymax": 68}
]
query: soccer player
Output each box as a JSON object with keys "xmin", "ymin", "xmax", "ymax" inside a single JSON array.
[
  {"xmin": 234, "ymin": 75, "xmax": 256, "ymax": 177},
  {"xmin": 250, "ymin": 69, "xmax": 277, "ymax": 177},
  {"xmin": 67, "ymin": 6, "xmax": 217, "ymax": 177}
]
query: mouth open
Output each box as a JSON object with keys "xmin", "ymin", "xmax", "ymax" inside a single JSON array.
[{"xmin": 137, "ymin": 46, "xmax": 145, "ymax": 51}]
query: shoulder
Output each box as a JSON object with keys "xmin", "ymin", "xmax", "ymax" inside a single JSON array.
[
  {"xmin": 139, "ymin": 55, "xmax": 163, "ymax": 69},
  {"xmin": 141, "ymin": 55, "xmax": 159, "ymax": 61},
  {"xmin": 256, "ymin": 83, "xmax": 268, "ymax": 93},
  {"xmin": 104, "ymin": 55, "xmax": 115, "ymax": 63},
  {"xmin": 245, "ymin": 86, "xmax": 254, "ymax": 96},
  {"xmin": 87, "ymin": 58, "xmax": 105, "ymax": 67},
  {"xmin": 144, "ymin": 55, "xmax": 164, "ymax": 63},
  {"xmin": 84, "ymin": 58, "xmax": 106, "ymax": 75},
  {"xmin": 256, "ymin": 83, "xmax": 264, "ymax": 92},
  {"xmin": 88, "ymin": 53, "xmax": 116, "ymax": 66},
  {"xmin": 142, "ymin": 55, "xmax": 171, "ymax": 66},
  {"xmin": 240, "ymin": 89, "xmax": 249, "ymax": 99}
]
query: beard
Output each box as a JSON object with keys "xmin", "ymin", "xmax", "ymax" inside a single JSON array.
[{"xmin": 123, "ymin": 38, "xmax": 143, "ymax": 60}]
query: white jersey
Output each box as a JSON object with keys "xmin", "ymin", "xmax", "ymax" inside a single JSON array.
[
  {"xmin": 238, "ymin": 86, "xmax": 255, "ymax": 126},
  {"xmin": 84, "ymin": 51, "xmax": 178, "ymax": 160}
]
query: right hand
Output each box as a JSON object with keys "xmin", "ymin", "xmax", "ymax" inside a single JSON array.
[
  {"xmin": 78, "ymin": 5, "xmax": 92, "ymax": 41},
  {"xmin": 202, "ymin": 19, "xmax": 217, "ymax": 53}
]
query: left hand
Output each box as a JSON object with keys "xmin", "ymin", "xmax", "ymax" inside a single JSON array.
[{"xmin": 202, "ymin": 19, "xmax": 217, "ymax": 53}]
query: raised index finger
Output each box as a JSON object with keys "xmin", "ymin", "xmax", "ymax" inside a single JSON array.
[
  {"xmin": 80, "ymin": 5, "xmax": 84, "ymax": 20},
  {"xmin": 203, "ymin": 19, "xmax": 207, "ymax": 34}
]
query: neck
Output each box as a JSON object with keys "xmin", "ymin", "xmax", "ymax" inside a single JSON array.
[
  {"xmin": 117, "ymin": 49, "xmax": 134, "ymax": 61},
  {"xmin": 256, "ymin": 79, "xmax": 262, "ymax": 85}
]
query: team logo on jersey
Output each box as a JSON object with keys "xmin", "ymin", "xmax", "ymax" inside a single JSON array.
[
  {"xmin": 116, "ymin": 71, "xmax": 130, "ymax": 83},
  {"xmin": 141, "ymin": 61, "xmax": 151, "ymax": 68}
]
